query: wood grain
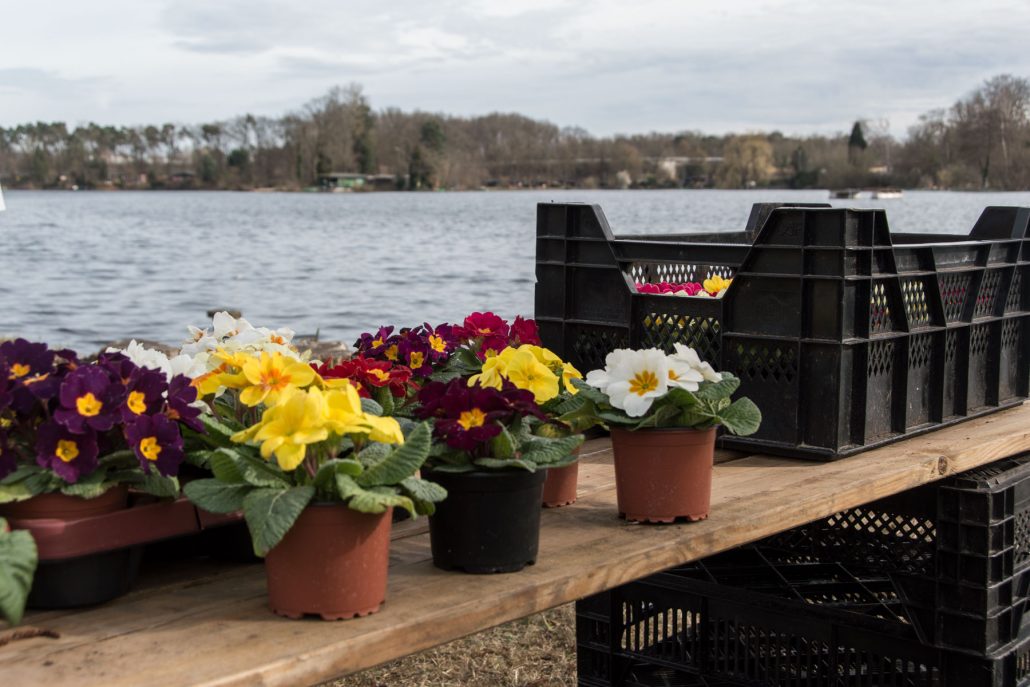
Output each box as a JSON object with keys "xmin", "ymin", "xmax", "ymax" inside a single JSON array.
[{"xmin": 3, "ymin": 403, "xmax": 1028, "ymax": 687}]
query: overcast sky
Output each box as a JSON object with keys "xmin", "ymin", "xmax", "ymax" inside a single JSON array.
[{"xmin": 3, "ymin": 0, "xmax": 1029, "ymax": 138}]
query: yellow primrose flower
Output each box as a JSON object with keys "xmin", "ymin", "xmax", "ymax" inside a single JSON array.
[
  {"xmin": 324, "ymin": 382, "xmax": 405, "ymax": 445},
  {"xmin": 325, "ymin": 383, "xmax": 372, "ymax": 435},
  {"xmin": 504, "ymin": 348, "xmax": 560, "ymax": 403},
  {"xmin": 468, "ymin": 351, "xmax": 510, "ymax": 390},
  {"xmin": 363, "ymin": 414, "xmax": 405, "ymax": 445},
  {"xmin": 561, "ymin": 361, "xmax": 583, "ymax": 394},
  {"xmin": 236, "ymin": 386, "xmax": 331, "ymax": 471},
  {"xmin": 239, "ymin": 352, "xmax": 318, "ymax": 407},
  {"xmin": 703, "ymin": 275, "xmax": 732, "ymax": 294}
]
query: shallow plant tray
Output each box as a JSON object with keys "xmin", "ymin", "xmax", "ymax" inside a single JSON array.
[{"xmin": 10, "ymin": 496, "xmax": 244, "ymax": 608}]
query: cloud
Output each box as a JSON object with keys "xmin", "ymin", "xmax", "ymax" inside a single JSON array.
[{"xmin": 1, "ymin": 0, "xmax": 1029, "ymax": 136}]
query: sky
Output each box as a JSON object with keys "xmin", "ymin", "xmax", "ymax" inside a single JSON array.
[{"xmin": 2, "ymin": 0, "xmax": 1029, "ymax": 139}]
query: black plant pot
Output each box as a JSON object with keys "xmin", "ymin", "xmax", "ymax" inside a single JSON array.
[
  {"xmin": 426, "ymin": 468, "xmax": 546, "ymax": 574},
  {"xmin": 28, "ymin": 547, "xmax": 143, "ymax": 609}
]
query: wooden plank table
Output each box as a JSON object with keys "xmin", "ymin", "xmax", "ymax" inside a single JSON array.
[{"xmin": 3, "ymin": 403, "xmax": 1030, "ymax": 686}]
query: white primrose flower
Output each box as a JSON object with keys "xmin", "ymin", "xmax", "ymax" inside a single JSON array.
[
  {"xmin": 587, "ymin": 348, "xmax": 669, "ymax": 417},
  {"xmin": 107, "ymin": 340, "xmax": 207, "ymax": 380},
  {"xmin": 669, "ymin": 344, "xmax": 722, "ymax": 383}
]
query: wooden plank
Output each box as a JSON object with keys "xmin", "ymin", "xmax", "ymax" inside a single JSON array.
[{"xmin": 2, "ymin": 403, "xmax": 1028, "ymax": 687}]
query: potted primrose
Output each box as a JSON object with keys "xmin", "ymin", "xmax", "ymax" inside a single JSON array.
[
  {"xmin": 420, "ymin": 312, "xmax": 590, "ymax": 507},
  {"xmin": 0, "ymin": 339, "xmax": 201, "ymax": 607},
  {"xmin": 577, "ymin": 344, "xmax": 761, "ymax": 523},
  {"xmin": 415, "ymin": 377, "xmax": 583, "ymax": 573},
  {"xmin": 183, "ymin": 348, "xmax": 445, "ymax": 620}
]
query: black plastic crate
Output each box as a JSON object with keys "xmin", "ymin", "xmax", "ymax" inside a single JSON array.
[
  {"xmin": 761, "ymin": 454, "xmax": 1030, "ymax": 655},
  {"xmin": 576, "ymin": 554, "xmax": 1030, "ymax": 687},
  {"xmin": 535, "ymin": 202, "xmax": 1030, "ymax": 460}
]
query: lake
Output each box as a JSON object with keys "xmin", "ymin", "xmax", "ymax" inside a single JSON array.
[{"xmin": 2, "ymin": 188, "xmax": 1029, "ymax": 353}]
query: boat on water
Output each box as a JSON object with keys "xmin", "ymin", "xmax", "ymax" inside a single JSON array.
[{"xmin": 828, "ymin": 188, "xmax": 904, "ymax": 200}]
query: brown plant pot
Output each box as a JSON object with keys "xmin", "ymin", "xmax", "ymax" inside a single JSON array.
[
  {"xmin": 0, "ymin": 485, "xmax": 129, "ymax": 520},
  {"xmin": 542, "ymin": 459, "xmax": 579, "ymax": 508},
  {"xmin": 610, "ymin": 426, "xmax": 716, "ymax": 523},
  {"xmin": 264, "ymin": 503, "xmax": 393, "ymax": 621}
]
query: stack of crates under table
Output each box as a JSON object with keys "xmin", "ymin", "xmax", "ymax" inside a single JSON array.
[{"xmin": 577, "ymin": 453, "xmax": 1030, "ymax": 686}]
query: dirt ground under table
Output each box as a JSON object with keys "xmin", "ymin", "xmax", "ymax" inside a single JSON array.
[{"xmin": 332, "ymin": 604, "xmax": 577, "ymax": 687}]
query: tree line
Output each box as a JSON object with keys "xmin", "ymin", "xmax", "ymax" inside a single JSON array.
[{"xmin": 1, "ymin": 76, "xmax": 1028, "ymax": 192}]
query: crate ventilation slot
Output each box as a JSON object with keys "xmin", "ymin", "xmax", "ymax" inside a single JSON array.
[
  {"xmin": 869, "ymin": 282, "xmax": 894, "ymax": 334},
  {"xmin": 868, "ymin": 340, "xmax": 894, "ymax": 378},
  {"xmin": 735, "ymin": 343, "xmax": 797, "ymax": 384},
  {"xmin": 939, "ymin": 273, "xmax": 973, "ymax": 322},
  {"xmin": 901, "ymin": 278, "xmax": 932, "ymax": 328},
  {"xmin": 909, "ymin": 334, "xmax": 933, "ymax": 369},
  {"xmin": 572, "ymin": 329, "xmax": 628, "ymax": 372},
  {"xmin": 975, "ymin": 270, "xmax": 1003, "ymax": 318},
  {"xmin": 628, "ymin": 262, "xmax": 733, "ymax": 285},
  {"xmin": 641, "ymin": 314, "xmax": 721, "ymax": 361}
]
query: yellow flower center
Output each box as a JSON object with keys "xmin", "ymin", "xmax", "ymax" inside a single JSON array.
[
  {"xmin": 76, "ymin": 393, "xmax": 103, "ymax": 417},
  {"xmin": 139, "ymin": 436, "xmax": 162, "ymax": 462},
  {"xmin": 371, "ymin": 336, "xmax": 384, "ymax": 349},
  {"xmin": 368, "ymin": 369, "xmax": 390, "ymax": 383},
  {"xmin": 429, "ymin": 335, "xmax": 446, "ymax": 353},
  {"xmin": 385, "ymin": 345, "xmax": 399, "ymax": 361},
  {"xmin": 55, "ymin": 439, "xmax": 80, "ymax": 463},
  {"xmin": 409, "ymin": 351, "xmax": 425, "ymax": 369},
  {"xmin": 628, "ymin": 370, "xmax": 659, "ymax": 397},
  {"xmin": 10, "ymin": 363, "xmax": 30, "ymax": 378},
  {"xmin": 458, "ymin": 408, "xmax": 487, "ymax": 430},
  {"xmin": 127, "ymin": 391, "xmax": 148, "ymax": 415}
]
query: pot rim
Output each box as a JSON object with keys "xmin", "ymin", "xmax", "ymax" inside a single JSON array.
[{"xmin": 610, "ymin": 425, "xmax": 717, "ymax": 435}]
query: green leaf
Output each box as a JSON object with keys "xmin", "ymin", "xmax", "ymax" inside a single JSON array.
[
  {"xmin": 235, "ymin": 452, "xmax": 291, "ymax": 488},
  {"xmin": 694, "ymin": 373, "xmax": 741, "ymax": 402},
  {"xmin": 632, "ymin": 403, "xmax": 682, "ymax": 429},
  {"xmin": 313, "ymin": 459, "xmax": 364, "ymax": 491},
  {"xmin": 664, "ymin": 387, "xmax": 700, "ymax": 408},
  {"xmin": 716, "ymin": 397, "xmax": 762, "ymax": 436},
  {"xmin": 569, "ymin": 378, "xmax": 610, "ymax": 405},
  {"xmin": 97, "ymin": 450, "xmax": 136, "ymax": 468},
  {"xmin": 399, "ymin": 476, "xmax": 447, "ymax": 506},
  {"xmin": 0, "ymin": 520, "xmax": 37, "ymax": 626},
  {"xmin": 334, "ymin": 474, "xmax": 364, "ymax": 501},
  {"xmin": 427, "ymin": 463, "xmax": 475, "ymax": 474},
  {"xmin": 519, "ymin": 434, "xmax": 584, "ymax": 467},
  {"xmin": 360, "ymin": 397, "xmax": 384, "ymax": 416},
  {"xmin": 137, "ymin": 474, "xmax": 181, "ymax": 499},
  {"xmin": 348, "ymin": 486, "xmax": 415, "ymax": 518},
  {"xmin": 596, "ymin": 409, "xmax": 638, "ymax": 426},
  {"xmin": 184, "ymin": 449, "xmax": 213, "ymax": 469},
  {"xmin": 356, "ymin": 442, "xmax": 392, "ymax": 468},
  {"xmin": 208, "ymin": 449, "xmax": 248, "ymax": 483},
  {"xmin": 678, "ymin": 405, "xmax": 717, "ymax": 429},
  {"xmin": 60, "ymin": 479, "xmax": 117, "ymax": 500},
  {"xmin": 474, "ymin": 457, "xmax": 536, "ymax": 472},
  {"xmin": 243, "ymin": 486, "xmax": 315, "ymax": 557},
  {"xmin": 192, "ymin": 413, "xmax": 240, "ymax": 448},
  {"xmin": 489, "ymin": 426, "xmax": 517, "ymax": 460},
  {"xmin": 355, "ymin": 423, "xmax": 431, "ymax": 488},
  {"xmin": 183, "ymin": 479, "xmax": 254, "ymax": 514},
  {"xmin": 372, "ymin": 386, "xmax": 395, "ymax": 416}
]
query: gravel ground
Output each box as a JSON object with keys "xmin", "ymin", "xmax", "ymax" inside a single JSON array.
[{"xmin": 332, "ymin": 604, "xmax": 577, "ymax": 687}]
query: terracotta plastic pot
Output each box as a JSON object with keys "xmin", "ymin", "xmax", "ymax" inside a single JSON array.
[
  {"xmin": 542, "ymin": 459, "xmax": 579, "ymax": 508},
  {"xmin": 264, "ymin": 504, "xmax": 393, "ymax": 621},
  {"xmin": 426, "ymin": 468, "xmax": 546, "ymax": 573},
  {"xmin": 610, "ymin": 426, "xmax": 717, "ymax": 523},
  {"xmin": 0, "ymin": 485, "xmax": 129, "ymax": 520}
]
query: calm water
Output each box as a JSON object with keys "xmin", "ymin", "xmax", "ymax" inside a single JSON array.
[{"xmin": 2, "ymin": 189, "xmax": 1029, "ymax": 352}]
